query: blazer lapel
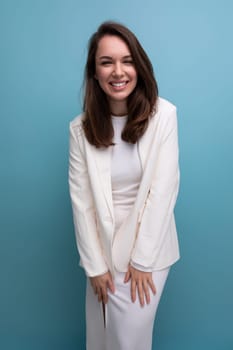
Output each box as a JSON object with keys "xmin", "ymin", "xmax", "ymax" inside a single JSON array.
[{"xmin": 93, "ymin": 146, "xmax": 114, "ymax": 221}]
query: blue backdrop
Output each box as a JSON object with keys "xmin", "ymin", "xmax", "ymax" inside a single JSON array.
[{"xmin": 1, "ymin": 1, "xmax": 233, "ymax": 349}]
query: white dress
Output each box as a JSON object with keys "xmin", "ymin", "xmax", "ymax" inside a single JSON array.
[{"xmin": 86, "ymin": 116, "xmax": 170, "ymax": 350}]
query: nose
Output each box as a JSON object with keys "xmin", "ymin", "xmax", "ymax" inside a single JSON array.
[{"xmin": 113, "ymin": 62, "xmax": 123, "ymax": 77}]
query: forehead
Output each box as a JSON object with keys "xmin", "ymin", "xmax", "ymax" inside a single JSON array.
[{"xmin": 96, "ymin": 35, "xmax": 131, "ymax": 58}]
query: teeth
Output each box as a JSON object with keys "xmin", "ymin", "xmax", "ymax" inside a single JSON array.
[{"xmin": 111, "ymin": 82, "xmax": 126, "ymax": 87}]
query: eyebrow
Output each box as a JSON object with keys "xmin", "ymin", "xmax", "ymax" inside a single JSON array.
[{"xmin": 98, "ymin": 55, "xmax": 132, "ymax": 60}]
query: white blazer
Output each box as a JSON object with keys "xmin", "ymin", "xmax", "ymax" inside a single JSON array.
[{"xmin": 69, "ymin": 97, "xmax": 180, "ymax": 277}]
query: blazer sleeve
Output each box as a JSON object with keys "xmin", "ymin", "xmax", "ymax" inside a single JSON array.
[
  {"xmin": 69, "ymin": 122, "xmax": 108, "ymax": 277},
  {"xmin": 131, "ymin": 107, "xmax": 180, "ymax": 268}
]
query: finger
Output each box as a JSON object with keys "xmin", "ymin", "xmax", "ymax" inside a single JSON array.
[
  {"xmin": 148, "ymin": 278, "xmax": 156, "ymax": 295},
  {"xmin": 101, "ymin": 282, "xmax": 109, "ymax": 304},
  {"xmin": 124, "ymin": 270, "xmax": 131, "ymax": 283},
  {"xmin": 137, "ymin": 281, "xmax": 145, "ymax": 307},
  {"xmin": 107, "ymin": 277, "xmax": 115, "ymax": 294},
  {"xmin": 142, "ymin": 280, "xmax": 150, "ymax": 304},
  {"xmin": 97, "ymin": 292, "xmax": 102, "ymax": 302},
  {"xmin": 102, "ymin": 288, "xmax": 108, "ymax": 304},
  {"xmin": 131, "ymin": 279, "xmax": 136, "ymax": 303},
  {"xmin": 96, "ymin": 287, "xmax": 102, "ymax": 302}
]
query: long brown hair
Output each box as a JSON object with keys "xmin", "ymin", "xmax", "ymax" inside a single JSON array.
[{"xmin": 83, "ymin": 21, "xmax": 158, "ymax": 147}]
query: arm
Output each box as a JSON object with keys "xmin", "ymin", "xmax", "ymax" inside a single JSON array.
[
  {"xmin": 125, "ymin": 108, "xmax": 179, "ymax": 305},
  {"xmin": 69, "ymin": 122, "xmax": 108, "ymax": 277},
  {"xmin": 131, "ymin": 107, "xmax": 180, "ymax": 268},
  {"xmin": 125, "ymin": 107, "xmax": 179, "ymax": 306}
]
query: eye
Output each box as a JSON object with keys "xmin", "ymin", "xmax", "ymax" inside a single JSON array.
[
  {"xmin": 100, "ymin": 61, "xmax": 112, "ymax": 66},
  {"xmin": 123, "ymin": 60, "xmax": 134, "ymax": 65}
]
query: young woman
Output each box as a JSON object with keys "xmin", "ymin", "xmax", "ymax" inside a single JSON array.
[{"xmin": 69, "ymin": 21, "xmax": 180, "ymax": 350}]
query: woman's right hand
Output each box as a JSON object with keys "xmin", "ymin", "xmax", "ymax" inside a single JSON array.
[{"xmin": 90, "ymin": 271, "xmax": 115, "ymax": 304}]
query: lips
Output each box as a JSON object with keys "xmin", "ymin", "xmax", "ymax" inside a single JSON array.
[{"xmin": 110, "ymin": 81, "xmax": 128, "ymax": 87}]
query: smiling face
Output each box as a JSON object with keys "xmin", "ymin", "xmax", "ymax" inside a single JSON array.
[{"xmin": 95, "ymin": 35, "xmax": 138, "ymax": 115}]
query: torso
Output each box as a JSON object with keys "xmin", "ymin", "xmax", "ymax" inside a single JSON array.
[{"xmin": 111, "ymin": 115, "xmax": 142, "ymax": 231}]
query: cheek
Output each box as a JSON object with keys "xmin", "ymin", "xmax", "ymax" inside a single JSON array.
[
  {"xmin": 95, "ymin": 67, "xmax": 108, "ymax": 82},
  {"xmin": 129, "ymin": 67, "xmax": 137, "ymax": 81},
  {"xmin": 133, "ymin": 69, "xmax": 138, "ymax": 80}
]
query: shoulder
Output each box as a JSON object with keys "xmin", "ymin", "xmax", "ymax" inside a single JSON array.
[
  {"xmin": 150, "ymin": 97, "xmax": 177, "ymax": 128},
  {"xmin": 156, "ymin": 97, "xmax": 177, "ymax": 116},
  {"xmin": 144, "ymin": 97, "xmax": 177, "ymax": 141},
  {"xmin": 69, "ymin": 113, "xmax": 85, "ymax": 138}
]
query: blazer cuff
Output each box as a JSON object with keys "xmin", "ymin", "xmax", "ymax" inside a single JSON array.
[
  {"xmin": 79, "ymin": 259, "xmax": 109, "ymax": 277},
  {"xmin": 86, "ymin": 268, "xmax": 109, "ymax": 278},
  {"xmin": 130, "ymin": 260, "xmax": 153, "ymax": 272}
]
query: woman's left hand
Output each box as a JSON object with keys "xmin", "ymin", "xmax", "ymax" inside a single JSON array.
[{"xmin": 124, "ymin": 265, "xmax": 156, "ymax": 307}]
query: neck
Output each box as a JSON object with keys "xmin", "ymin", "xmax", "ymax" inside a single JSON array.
[{"xmin": 109, "ymin": 100, "xmax": 127, "ymax": 116}]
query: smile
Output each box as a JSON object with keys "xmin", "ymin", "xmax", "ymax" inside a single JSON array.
[{"xmin": 110, "ymin": 81, "xmax": 128, "ymax": 87}]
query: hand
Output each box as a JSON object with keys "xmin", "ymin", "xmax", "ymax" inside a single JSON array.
[
  {"xmin": 124, "ymin": 265, "xmax": 156, "ymax": 307},
  {"xmin": 90, "ymin": 271, "xmax": 115, "ymax": 304}
]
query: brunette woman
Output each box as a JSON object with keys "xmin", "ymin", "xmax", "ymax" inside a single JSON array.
[{"xmin": 69, "ymin": 21, "xmax": 180, "ymax": 350}]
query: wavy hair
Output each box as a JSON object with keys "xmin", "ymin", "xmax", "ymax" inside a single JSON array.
[{"xmin": 83, "ymin": 21, "xmax": 158, "ymax": 147}]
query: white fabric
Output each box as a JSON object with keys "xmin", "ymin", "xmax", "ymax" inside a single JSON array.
[
  {"xmin": 69, "ymin": 97, "xmax": 180, "ymax": 276},
  {"xmin": 111, "ymin": 116, "xmax": 154, "ymax": 273},
  {"xmin": 111, "ymin": 115, "xmax": 142, "ymax": 231},
  {"xmin": 86, "ymin": 267, "xmax": 170, "ymax": 350}
]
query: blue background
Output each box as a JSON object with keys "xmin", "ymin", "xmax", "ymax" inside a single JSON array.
[{"xmin": 1, "ymin": 0, "xmax": 233, "ymax": 349}]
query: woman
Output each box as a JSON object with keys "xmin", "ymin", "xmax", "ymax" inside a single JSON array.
[{"xmin": 69, "ymin": 21, "xmax": 180, "ymax": 350}]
